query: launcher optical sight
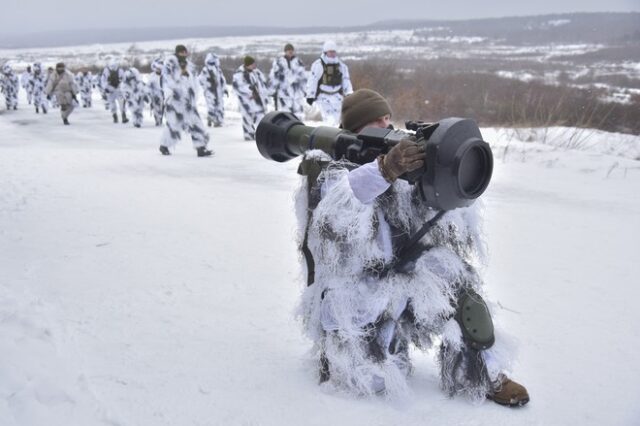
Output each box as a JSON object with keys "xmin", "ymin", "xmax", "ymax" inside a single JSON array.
[{"xmin": 255, "ymin": 111, "xmax": 493, "ymax": 211}]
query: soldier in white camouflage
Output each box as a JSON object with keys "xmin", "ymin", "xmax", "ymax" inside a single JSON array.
[
  {"xmin": 198, "ymin": 52, "xmax": 227, "ymax": 128},
  {"xmin": 232, "ymin": 55, "xmax": 269, "ymax": 141},
  {"xmin": 121, "ymin": 67, "xmax": 148, "ymax": 128},
  {"xmin": 1, "ymin": 64, "xmax": 20, "ymax": 110},
  {"xmin": 30, "ymin": 63, "xmax": 49, "ymax": 114},
  {"xmin": 20, "ymin": 66, "xmax": 33, "ymax": 105},
  {"xmin": 75, "ymin": 70, "xmax": 94, "ymax": 108},
  {"xmin": 159, "ymin": 45, "xmax": 212, "ymax": 157},
  {"xmin": 305, "ymin": 40, "xmax": 353, "ymax": 126},
  {"xmin": 147, "ymin": 58, "xmax": 164, "ymax": 126},
  {"xmin": 268, "ymin": 43, "xmax": 307, "ymax": 118},
  {"xmin": 101, "ymin": 60, "xmax": 128, "ymax": 123}
]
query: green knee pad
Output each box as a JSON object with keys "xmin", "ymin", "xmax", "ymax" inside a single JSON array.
[{"xmin": 454, "ymin": 288, "xmax": 495, "ymax": 350}]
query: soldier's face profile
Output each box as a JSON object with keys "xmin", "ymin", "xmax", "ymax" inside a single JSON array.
[{"xmin": 359, "ymin": 114, "xmax": 391, "ymax": 132}]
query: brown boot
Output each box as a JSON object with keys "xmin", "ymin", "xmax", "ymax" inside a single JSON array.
[{"xmin": 487, "ymin": 375, "xmax": 529, "ymax": 407}]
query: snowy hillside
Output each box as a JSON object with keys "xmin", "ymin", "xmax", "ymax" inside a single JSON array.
[{"xmin": 1, "ymin": 87, "xmax": 639, "ymax": 426}]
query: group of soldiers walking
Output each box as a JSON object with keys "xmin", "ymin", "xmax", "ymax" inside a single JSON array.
[
  {"xmin": 0, "ymin": 61, "xmax": 81, "ymax": 124},
  {"xmin": 1, "ymin": 40, "xmax": 353, "ymax": 157},
  {"xmin": 232, "ymin": 40, "xmax": 353, "ymax": 140},
  {"xmin": 1, "ymin": 62, "xmax": 87, "ymax": 122}
]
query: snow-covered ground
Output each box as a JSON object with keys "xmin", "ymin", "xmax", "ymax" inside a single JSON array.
[{"xmin": 1, "ymin": 89, "xmax": 639, "ymax": 426}]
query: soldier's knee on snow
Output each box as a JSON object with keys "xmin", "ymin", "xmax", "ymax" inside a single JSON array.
[{"xmin": 454, "ymin": 288, "xmax": 495, "ymax": 350}]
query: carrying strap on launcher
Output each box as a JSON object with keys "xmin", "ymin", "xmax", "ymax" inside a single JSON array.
[
  {"xmin": 297, "ymin": 157, "xmax": 330, "ymax": 286},
  {"xmin": 380, "ymin": 210, "xmax": 446, "ymax": 277}
]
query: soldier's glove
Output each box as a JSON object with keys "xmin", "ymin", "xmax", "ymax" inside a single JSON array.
[
  {"xmin": 306, "ymin": 98, "xmax": 315, "ymax": 106},
  {"xmin": 378, "ymin": 138, "xmax": 425, "ymax": 183}
]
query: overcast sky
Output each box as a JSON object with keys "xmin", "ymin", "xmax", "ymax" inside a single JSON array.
[{"xmin": 1, "ymin": 0, "xmax": 638, "ymax": 35}]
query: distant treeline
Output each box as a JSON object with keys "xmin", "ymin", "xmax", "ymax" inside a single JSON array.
[
  {"xmin": 71, "ymin": 53, "xmax": 639, "ymax": 135},
  {"xmin": 349, "ymin": 60, "xmax": 640, "ymax": 135}
]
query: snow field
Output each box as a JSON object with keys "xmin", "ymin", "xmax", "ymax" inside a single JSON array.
[{"xmin": 1, "ymin": 87, "xmax": 639, "ymax": 425}]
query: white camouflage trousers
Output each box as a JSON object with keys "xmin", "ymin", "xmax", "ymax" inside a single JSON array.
[
  {"xmin": 160, "ymin": 102, "xmax": 209, "ymax": 149},
  {"xmin": 237, "ymin": 96, "xmax": 265, "ymax": 141},
  {"xmin": 275, "ymin": 95, "xmax": 304, "ymax": 118},
  {"xmin": 106, "ymin": 88, "xmax": 127, "ymax": 116},
  {"xmin": 316, "ymin": 93, "xmax": 343, "ymax": 127}
]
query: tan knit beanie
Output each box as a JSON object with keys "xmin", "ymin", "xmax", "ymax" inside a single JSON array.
[{"xmin": 340, "ymin": 89, "xmax": 392, "ymax": 132}]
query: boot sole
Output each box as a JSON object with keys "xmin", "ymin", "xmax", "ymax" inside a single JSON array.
[{"xmin": 487, "ymin": 394, "xmax": 530, "ymax": 407}]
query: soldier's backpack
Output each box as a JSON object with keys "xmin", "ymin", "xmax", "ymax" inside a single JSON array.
[
  {"xmin": 320, "ymin": 59, "xmax": 343, "ymax": 87},
  {"xmin": 108, "ymin": 69, "xmax": 120, "ymax": 88}
]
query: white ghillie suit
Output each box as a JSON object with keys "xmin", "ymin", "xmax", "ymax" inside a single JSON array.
[
  {"xmin": 268, "ymin": 53, "xmax": 307, "ymax": 118},
  {"xmin": 1, "ymin": 64, "xmax": 20, "ymax": 110},
  {"xmin": 121, "ymin": 67, "xmax": 148, "ymax": 127},
  {"xmin": 305, "ymin": 45, "xmax": 353, "ymax": 126},
  {"xmin": 101, "ymin": 62, "xmax": 128, "ymax": 121},
  {"xmin": 296, "ymin": 152, "xmax": 513, "ymax": 399},
  {"xmin": 160, "ymin": 55, "xmax": 210, "ymax": 151},
  {"xmin": 198, "ymin": 53, "xmax": 227, "ymax": 127},
  {"xmin": 147, "ymin": 58, "xmax": 164, "ymax": 126},
  {"xmin": 46, "ymin": 68, "xmax": 79, "ymax": 122},
  {"xmin": 29, "ymin": 63, "xmax": 49, "ymax": 114},
  {"xmin": 20, "ymin": 67, "xmax": 33, "ymax": 104},
  {"xmin": 75, "ymin": 71, "xmax": 93, "ymax": 107},
  {"xmin": 232, "ymin": 64, "xmax": 269, "ymax": 140}
]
